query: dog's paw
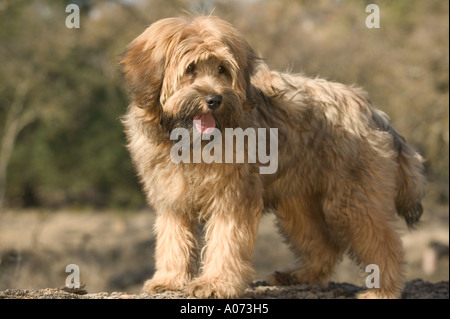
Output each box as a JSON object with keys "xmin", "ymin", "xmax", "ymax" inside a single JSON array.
[
  {"xmin": 142, "ymin": 273, "xmax": 189, "ymax": 294},
  {"xmin": 188, "ymin": 277, "xmax": 243, "ymax": 299},
  {"xmin": 357, "ymin": 289, "xmax": 400, "ymax": 299},
  {"xmin": 266, "ymin": 271, "xmax": 300, "ymax": 286},
  {"xmin": 266, "ymin": 268, "xmax": 330, "ymax": 287}
]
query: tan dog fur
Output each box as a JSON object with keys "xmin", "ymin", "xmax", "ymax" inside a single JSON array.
[{"xmin": 120, "ymin": 16, "xmax": 425, "ymax": 299}]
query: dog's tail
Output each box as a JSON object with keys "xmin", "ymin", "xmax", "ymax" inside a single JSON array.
[
  {"xmin": 371, "ymin": 109, "xmax": 426, "ymax": 228},
  {"xmin": 395, "ymin": 140, "xmax": 425, "ymax": 228}
]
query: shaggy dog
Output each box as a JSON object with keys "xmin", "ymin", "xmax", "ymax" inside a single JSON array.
[{"xmin": 120, "ymin": 16, "xmax": 425, "ymax": 299}]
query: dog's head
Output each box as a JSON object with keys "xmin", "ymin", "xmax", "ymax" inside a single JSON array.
[{"xmin": 120, "ymin": 16, "xmax": 259, "ymax": 133}]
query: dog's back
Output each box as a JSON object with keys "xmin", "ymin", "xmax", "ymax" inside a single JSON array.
[{"xmin": 252, "ymin": 64, "xmax": 425, "ymax": 228}]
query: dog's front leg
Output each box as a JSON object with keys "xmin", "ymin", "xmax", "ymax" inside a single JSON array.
[
  {"xmin": 188, "ymin": 203, "xmax": 262, "ymax": 298},
  {"xmin": 142, "ymin": 211, "xmax": 198, "ymax": 294}
]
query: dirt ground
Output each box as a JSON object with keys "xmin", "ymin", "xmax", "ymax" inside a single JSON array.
[
  {"xmin": 0, "ymin": 200, "xmax": 448, "ymax": 298},
  {"xmin": 0, "ymin": 279, "xmax": 448, "ymax": 299}
]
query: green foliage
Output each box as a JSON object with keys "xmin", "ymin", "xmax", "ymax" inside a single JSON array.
[{"xmin": 0, "ymin": 0, "xmax": 448, "ymax": 209}]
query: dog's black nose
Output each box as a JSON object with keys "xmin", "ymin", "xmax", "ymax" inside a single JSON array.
[{"xmin": 205, "ymin": 94, "xmax": 222, "ymax": 110}]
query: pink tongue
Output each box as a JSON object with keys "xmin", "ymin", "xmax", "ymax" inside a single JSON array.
[{"xmin": 193, "ymin": 114, "xmax": 215, "ymax": 134}]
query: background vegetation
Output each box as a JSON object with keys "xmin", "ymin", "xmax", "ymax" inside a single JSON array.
[
  {"xmin": 0, "ymin": 0, "xmax": 448, "ymax": 294},
  {"xmin": 0, "ymin": 0, "xmax": 448, "ymax": 210}
]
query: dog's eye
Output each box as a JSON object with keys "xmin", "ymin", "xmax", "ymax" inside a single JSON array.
[
  {"xmin": 218, "ymin": 65, "xmax": 227, "ymax": 74},
  {"xmin": 186, "ymin": 63, "xmax": 195, "ymax": 74}
]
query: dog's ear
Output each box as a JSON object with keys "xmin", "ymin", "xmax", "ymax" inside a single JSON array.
[
  {"xmin": 241, "ymin": 46, "xmax": 259, "ymax": 111},
  {"xmin": 235, "ymin": 42, "xmax": 259, "ymax": 111},
  {"xmin": 120, "ymin": 33, "xmax": 164, "ymax": 119},
  {"xmin": 120, "ymin": 18, "xmax": 188, "ymax": 120}
]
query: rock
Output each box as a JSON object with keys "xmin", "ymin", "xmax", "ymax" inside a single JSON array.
[{"xmin": 0, "ymin": 280, "xmax": 447, "ymax": 299}]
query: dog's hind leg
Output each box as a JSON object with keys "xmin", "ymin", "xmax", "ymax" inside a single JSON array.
[
  {"xmin": 321, "ymin": 185, "xmax": 405, "ymax": 299},
  {"xmin": 267, "ymin": 196, "xmax": 343, "ymax": 286}
]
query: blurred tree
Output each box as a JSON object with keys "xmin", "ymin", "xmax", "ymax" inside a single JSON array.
[
  {"xmin": 0, "ymin": 0, "xmax": 143, "ymax": 209},
  {"xmin": 0, "ymin": 81, "xmax": 34, "ymax": 210},
  {"xmin": 0, "ymin": 1, "xmax": 56, "ymax": 210},
  {"xmin": 0, "ymin": 0, "xmax": 448, "ymax": 210}
]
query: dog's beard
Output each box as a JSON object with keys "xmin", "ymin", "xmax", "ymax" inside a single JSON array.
[
  {"xmin": 159, "ymin": 90, "xmax": 243, "ymax": 137},
  {"xmin": 159, "ymin": 98, "xmax": 201, "ymax": 133}
]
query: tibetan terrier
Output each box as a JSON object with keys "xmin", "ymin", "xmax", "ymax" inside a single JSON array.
[{"xmin": 120, "ymin": 16, "xmax": 425, "ymax": 299}]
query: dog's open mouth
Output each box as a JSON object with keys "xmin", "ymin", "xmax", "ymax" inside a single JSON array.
[{"xmin": 193, "ymin": 113, "xmax": 216, "ymax": 134}]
